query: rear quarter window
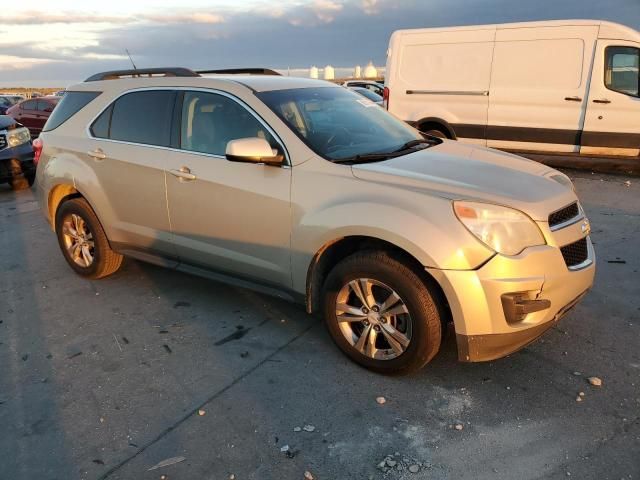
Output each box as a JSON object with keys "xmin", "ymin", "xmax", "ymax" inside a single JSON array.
[{"xmin": 43, "ymin": 92, "xmax": 101, "ymax": 132}]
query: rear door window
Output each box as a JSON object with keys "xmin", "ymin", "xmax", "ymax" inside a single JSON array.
[
  {"xmin": 43, "ymin": 91, "xmax": 101, "ymax": 132},
  {"xmin": 105, "ymin": 90, "xmax": 176, "ymax": 146}
]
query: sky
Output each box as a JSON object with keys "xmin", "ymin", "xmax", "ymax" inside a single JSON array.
[{"xmin": 0, "ymin": 0, "xmax": 639, "ymax": 87}]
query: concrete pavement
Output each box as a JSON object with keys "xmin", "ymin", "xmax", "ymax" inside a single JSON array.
[{"xmin": 1, "ymin": 170, "xmax": 638, "ymax": 480}]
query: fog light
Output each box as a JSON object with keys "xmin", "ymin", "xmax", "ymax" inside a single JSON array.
[{"xmin": 501, "ymin": 292, "xmax": 551, "ymax": 324}]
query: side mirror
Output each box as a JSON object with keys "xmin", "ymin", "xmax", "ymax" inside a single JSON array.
[{"xmin": 225, "ymin": 137, "xmax": 284, "ymax": 166}]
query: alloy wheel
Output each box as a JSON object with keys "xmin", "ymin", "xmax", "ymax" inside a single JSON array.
[
  {"xmin": 335, "ymin": 278, "xmax": 412, "ymax": 360},
  {"xmin": 61, "ymin": 213, "xmax": 95, "ymax": 268}
]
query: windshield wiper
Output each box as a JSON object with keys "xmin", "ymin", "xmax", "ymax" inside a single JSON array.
[
  {"xmin": 392, "ymin": 138, "xmax": 438, "ymax": 153},
  {"xmin": 332, "ymin": 152, "xmax": 402, "ymax": 164},
  {"xmin": 333, "ymin": 138, "xmax": 439, "ymax": 165}
]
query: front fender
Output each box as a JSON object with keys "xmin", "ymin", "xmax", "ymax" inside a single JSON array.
[{"xmin": 291, "ymin": 195, "xmax": 495, "ymax": 294}]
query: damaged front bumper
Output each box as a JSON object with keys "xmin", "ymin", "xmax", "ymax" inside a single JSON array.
[{"xmin": 428, "ymin": 236, "xmax": 595, "ymax": 362}]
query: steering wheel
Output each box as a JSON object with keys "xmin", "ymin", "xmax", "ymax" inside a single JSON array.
[{"xmin": 324, "ymin": 126, "xmax": 352, "ymax": 151}]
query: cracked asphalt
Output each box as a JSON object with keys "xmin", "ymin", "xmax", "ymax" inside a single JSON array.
[{"xmin": 0, "ymin": 169, "xmax": 638, "ymax": 480}]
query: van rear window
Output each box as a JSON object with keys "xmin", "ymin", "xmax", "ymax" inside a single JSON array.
[{"xmin": 43, "ymin": 91, "xmax": 101, "ymax": 132}]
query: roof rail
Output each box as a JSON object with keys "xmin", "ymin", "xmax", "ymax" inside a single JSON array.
[
  {"xmin": 85, "ymin": 68, "xmax": 200, "ymax": 82},
  {"xmin": 197, "ymin": 68, "xmax": 281, "ymax": 76}
]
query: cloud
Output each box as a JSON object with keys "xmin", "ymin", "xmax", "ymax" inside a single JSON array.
[
  {"xmin": 1, "ymin": 0, "xmax": 639, "ymax": 87},
  {"xmin": 1, "ymin": 12, "xmax": 128, "ymax": 25},
  {"xmin": 313, "ymin": 0, "xmax": 344, "ymax": 23},
  {"xmin": 0, "ymin": 10, "xmax": 224, "ymax": 26},
  {"xmin": 141, "ymin": 12, "xmax": 224, "ymax": 24},
  {"xmin": 361, "ymin": 0, "xmax": 379, "ymax": 15}
]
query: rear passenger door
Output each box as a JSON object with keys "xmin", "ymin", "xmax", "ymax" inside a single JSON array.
[
  {"xmin": 164, "ymin": 90, "xmax": 292, "ymax": 288},
  {"xmin": 86, "ymin": 89, "xmax": 177, "ymax": 259},
  {"xmin": 487, "ymin": 26, "xmax": 597, "ymax": 153},
  {"xmin": 34, "ymin": 99, "xmax": 54, "ymax": 135}
]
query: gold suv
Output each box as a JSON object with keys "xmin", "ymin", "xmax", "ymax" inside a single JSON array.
[{"xmin": 34, "ymin": 68, "xmax": 595, "ymax": 373}]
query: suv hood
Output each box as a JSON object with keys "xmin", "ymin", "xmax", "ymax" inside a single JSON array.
[{"xmin": 350, "ymin": 141, "xmax": 577, "ymax": 221}]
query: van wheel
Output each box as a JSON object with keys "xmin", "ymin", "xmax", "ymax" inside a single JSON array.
[
  {"xmin": 422, "ymin": 128, "xmax": 448, "ymax": 139},
  {"xmin": 55, "ymin": 198, "xmax": 123, "ymax": 279},
  {"xmin": 323, "ymin": 251, "xmax": 442, "ymax": 374}
]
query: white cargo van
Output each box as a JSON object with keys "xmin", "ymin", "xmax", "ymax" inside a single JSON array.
[{"xmin": 384, "ymin": 20, "xmax": 640, "ymax": 157}]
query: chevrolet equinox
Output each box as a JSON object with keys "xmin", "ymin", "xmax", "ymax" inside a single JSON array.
[{"xmin": 34, "ymin": 68, "xmax": 595, "ymax": 373}]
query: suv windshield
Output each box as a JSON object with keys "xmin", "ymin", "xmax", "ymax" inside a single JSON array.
[{"xmin": 257, "ymin": 87, "xmax": 427, "ymax": 162}]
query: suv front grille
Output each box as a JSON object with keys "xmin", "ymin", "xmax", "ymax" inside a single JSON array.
[
  {"xmin": 560, "ymin": 238, "xmax": 588, "ymax": 268},
  {"xmin": 0, "ymin": 134, "xmax": 6, "ymax": 150},
  {"xmin": 549, "ymin": 202, "xmax": 579, "ymax": 228}
]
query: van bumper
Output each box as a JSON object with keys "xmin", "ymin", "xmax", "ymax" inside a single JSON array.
[{"xmin": 427, "ymin": 238, "xmax": 595, "ymax": 362}]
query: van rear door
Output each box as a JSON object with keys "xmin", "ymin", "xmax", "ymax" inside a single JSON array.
[
  {"xmin": 487, "ymin": 25, "xmax": 597, "ymax": 153},
  {"xmin": 581, "ymin": 40, "xmax": 640, "ymax": 157}
]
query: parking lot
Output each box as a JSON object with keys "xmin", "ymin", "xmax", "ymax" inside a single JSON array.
[{"xmin": 0, "ymin": 169, "xmax": 638, "ymax": 480}]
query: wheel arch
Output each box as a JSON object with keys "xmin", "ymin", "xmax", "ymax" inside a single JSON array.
[
  {"xmin": 415, "ymin": 117, "xmax": 457, "ymax": 139},
  {"xmin": 48, "ymin": 183, "xmax": 81, "ymax": 231},
  {"xmin": 305, "ymin": 235, "xmax": 452, "ymax": 328},
  {"xmin": 48, "ymin": 183, "xmax": 102, "ymax": 235}
]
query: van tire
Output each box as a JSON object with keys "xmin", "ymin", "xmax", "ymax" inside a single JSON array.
[
  {"xmin": 322, "ymin": 251, "xmax": 442, "ymax": 374},
  {"xmin": 55, "ymin": 198, "xmax": 123, "ymax": 279},
  {"xmin": 422, "ymin": 128, "xmax": 448, "ymax": 139}
]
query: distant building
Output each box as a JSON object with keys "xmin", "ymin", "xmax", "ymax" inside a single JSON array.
[
  {"xmin": 354, "ymin": 65, "xmax": 362, "ymax": 78},
  {"xmin": 310, "ymin": 66, "xmax": 319, "ymax": 79},
  {"xmin": 324, "ymin": 65, "xmax": 335, "ymax": 80}
]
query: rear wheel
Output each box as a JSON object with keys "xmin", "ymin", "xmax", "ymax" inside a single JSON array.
[
  {"xmin": 55, "ymin": 198, "xmax": 123, "ymax": 279},
  {"xmin": 422, "ymin": 128, "xmax": 448, "ymax": 139},
  {"xmin": 323, "ymin": 251, "xmax": 442, "ymax": 374}
]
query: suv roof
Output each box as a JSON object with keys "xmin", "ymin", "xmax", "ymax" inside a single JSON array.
[{"xmin": 71, "ymin": 67, "xmax": 335, "ymax": 94}]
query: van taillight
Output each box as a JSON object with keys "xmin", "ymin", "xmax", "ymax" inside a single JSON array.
[
  {"xmin": 33, "ymin": 138, "xmax": 43, "ymax": 166},
  {"xmin": 383, "ymin": 87, "xmax": 390, "ymax": 110}
]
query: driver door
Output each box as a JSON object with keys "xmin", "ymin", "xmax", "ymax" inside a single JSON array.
[
  {"xmin": 165, "ymin": 90, "xmax": 292, "ymax": 288},
  {"xmin": 581, "ymin": 41, "xmax": 640, "ymax": 157}
]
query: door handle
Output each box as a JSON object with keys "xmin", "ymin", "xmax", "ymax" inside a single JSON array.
[
  {"xmin": 564, "ymin": 96, "xmax": 582, "ymax": 102},
  {"xmin": 87, "ymin": 148, "xmax": 106, "ymax": 160},
  {"xmin": 593, "ymin": 99, "xmax": 611, "ymax": 104},
  {"xmin": 169, "ymin": 166, "xmax": 197, "ymax": 181}
]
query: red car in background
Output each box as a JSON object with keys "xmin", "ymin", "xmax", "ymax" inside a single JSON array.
[{"xmin": 7, "ymin": 96, "xmax": 60, "ymax": 136}]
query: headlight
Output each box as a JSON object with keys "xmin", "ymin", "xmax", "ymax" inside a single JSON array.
[
  {"xmin": 454, "ymin": 201, "xmax": 546, "ymax": 256},
  {"xmin": 7, "ymin": 127, "xmax": 31, "ymax": 148}
]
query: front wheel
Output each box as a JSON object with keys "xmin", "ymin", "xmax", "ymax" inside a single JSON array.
[
  {"xmin": 323, "ymin": 251, "xmax": 442, "ymax": 374},
  {"xmin": 55, "ymin": 198, "xmax": 123, "ymax": 279}
]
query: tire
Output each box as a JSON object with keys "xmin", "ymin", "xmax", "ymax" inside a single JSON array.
[
  {"xmin": 9, "ymin": 175, "xmax": 29, "ymax": 191},
  {"xmin": 8, "ymin": 159, "xmax": 29, "ymax": 191},
  {"xmin": 55, "ymin": 198, "xmax": 123, "ymax": 279},
  {"xmin": 422, "ymin": 128, "xmax": 448, "ymax": 139},
  {"xmin": 323, "ymin": 251, "xmax": 442, "ymax": 374}
]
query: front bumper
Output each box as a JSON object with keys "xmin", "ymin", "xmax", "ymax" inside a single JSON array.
[
  {"xmin": 0, "ymin": 142, "xmax": 35, "ymax": 182},
  {"xmin": 428, "ymin": 234, "xmax": 595, "ymax": 362}
]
